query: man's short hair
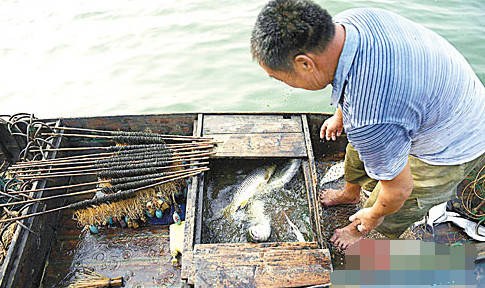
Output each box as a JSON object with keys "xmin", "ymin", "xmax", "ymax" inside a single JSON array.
[{"xmin": 251, "ymin": 0, "xmax": 335, "ymax": 73}]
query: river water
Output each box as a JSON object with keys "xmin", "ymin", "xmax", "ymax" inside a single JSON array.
[{"xmin": 1, "ymin": 0, "xmax": 484, "ymax": 118}]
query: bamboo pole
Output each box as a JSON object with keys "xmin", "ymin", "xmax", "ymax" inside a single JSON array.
[
  {"xmin": 41, "ymin": 132, "xmax": 211, "ymax": 142},
  {"xmin": 55, "ymin": 126, "xmax": 213, "ymax": 140},
  {"xmin": 10, "ymin": 150, "xmax": 213, "ymax": 172},
  {"xmin": 12, "ymin": 144, "xmax": 214, "ymax": 167},
  {"xmin": 15, "ymin": 156, "xmax": 210, "ymax": 180},
  {"xmin": 13, "ymin": 152, "xmax": 214, "ymax": 176},
  {"xmin": 27, "ymin": 141, "xmax": 216, "ymax": 153},
  {"xmin": 0, "ymin": 169, "xmax": 205, "ymax": 224},
  {"xmin": 1, "ymin": 167, "xmax": 206, "ymax": 208},
  {"xmin": 7, "ymin": 161, "xmax": 209, "ymax": 195}
]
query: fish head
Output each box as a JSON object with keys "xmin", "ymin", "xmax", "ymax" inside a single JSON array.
[{"xmin": 248, "ymin": 224, "xmax": 271, "ymax": 242}]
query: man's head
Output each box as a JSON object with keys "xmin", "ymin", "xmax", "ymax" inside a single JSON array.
[{"xmin": 251, "ymin": 0, "xmax": 335, "ymax": 89}]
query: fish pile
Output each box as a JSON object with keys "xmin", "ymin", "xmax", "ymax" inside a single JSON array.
[
  {"xmin": 220, "ymin": 165, "xmax": 276, "ymax": 218},
  {"xmin": 220, "ymin": 159, "xmax": 303, "ymax": 242}
]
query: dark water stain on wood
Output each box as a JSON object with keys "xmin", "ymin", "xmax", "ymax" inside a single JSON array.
[{"xmin": 42, "ymin": 210, "xmax": 180, "ymax": 288}]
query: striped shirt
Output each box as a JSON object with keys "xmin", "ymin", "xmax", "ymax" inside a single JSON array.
[{"xmin": 332, "ymin": 8, "xmax": 485, "ymax": 180}]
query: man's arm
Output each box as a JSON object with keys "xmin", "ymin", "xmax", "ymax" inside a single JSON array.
[{"xmin": 349, "ymin": 162, "xmax": 414, "ymax": 233}]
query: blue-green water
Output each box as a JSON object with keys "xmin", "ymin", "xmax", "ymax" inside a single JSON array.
[{"xmin": 1, "ymin": 0, "xmax": 484, "ymax": 118}]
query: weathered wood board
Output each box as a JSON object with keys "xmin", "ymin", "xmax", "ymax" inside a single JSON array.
[
  {"xmin": 202, "ymin": 114, "xmax": 307, "ymax": 158},
  {"xmin": 206, "ymin": 133, "xmax": 306, "ymax": 158},
  {"xmin": 182, "ymin": 114, "xmax": 203, "ymax": 282},
  {"xmin": 193, "ymin": 242, "xmax": 331, "ymax": 288},
  {"xmin": 301, "ymin": 114, "xmax": 325, "ymax": 249},
  {"xmin": 203, "ymin": 115, "xmax": 302, "ymax": 134}
]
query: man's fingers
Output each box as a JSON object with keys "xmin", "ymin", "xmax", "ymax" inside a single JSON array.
[
  {"xmin": 320, "ymin": 123, "xmax": 328, "ymax": 139},
  {"xmin": 342, "ymin": 242, "xmax": 349, "ymax": 250},
  {"xmin": 331, "ymin": 132, "xmax": 336, "ymax": 141},
  {"xmin": 337, "ymin": 130, "xmax": 342, "ymax": 137},
  {"xmin": 349, "ymin": 212, "xmax": 359, "ymax": 222}
]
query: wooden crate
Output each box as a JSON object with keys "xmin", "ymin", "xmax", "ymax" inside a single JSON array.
[{"xmin": 182, "ymin": 113, "xmax": 331, "ymax": 287}]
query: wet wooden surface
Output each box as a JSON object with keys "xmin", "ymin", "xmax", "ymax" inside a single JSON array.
[
  {"xmin": 0, "ymin": 112, "xmax": 343, "ymax": 287},
  {"xmin": 206, "ymin": 134, "xmax": 306, "ymax": 158},
  {"xmin": 42, "ymin": 210, "xmax": 180, "ymax": 288},
  {"xmin": 202, "ymin": 114, "xmax": 306, "ymax": 158},
  {"xmin": 193, "ymin": 242, "xmax": 331, "ymax": 288},
  {"xmin": 203, "ymin": 115, "xmax": 302, "ymax": 134},
  {"xmin": 301, "ymin": 114, "xmax": 324, "ymax": 248},
  {"xmin": 181, "ymin": 117, "xmax": 201, "ymax": 283}
]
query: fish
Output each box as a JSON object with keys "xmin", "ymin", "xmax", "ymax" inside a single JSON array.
[
  {"xmin": 283, "ymin": 211, "xmax": 305, "ymax": 242},
  {"xmin": 319, "ymin": 161, "xmax": 345, "ymax": 187},
  {"xmin": 220, "ymin": 165, "xmax": 276, "ymax": 218},
  {"xmin": 247, "ymin": 199, "xmax": 271, "ymax": 242},
  {"xmin": 267, "ymin": 159, "xmax": 301, "ymax": 190}
]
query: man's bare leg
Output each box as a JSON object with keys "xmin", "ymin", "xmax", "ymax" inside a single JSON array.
[
  {"xmin": 330, "ymin": 221, "xmax": 364, "ymax": 250},
  {"xmin": 320, "ymin": 181, "xmax": 361, "ymax": 206}
]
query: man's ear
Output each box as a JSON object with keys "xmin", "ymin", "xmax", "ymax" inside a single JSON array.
[{"xmin": 294, "ymin": 54, "xmax": 315, "ymax": 72}]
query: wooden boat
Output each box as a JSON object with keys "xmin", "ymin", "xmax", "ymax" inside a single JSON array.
[
  {"xmin": 0, "ymin": 112, "xmax": 346, "ymax": 287},
  {"xmin": 1, "ymin": 112, "xmax": 484, "ymax": 287}
]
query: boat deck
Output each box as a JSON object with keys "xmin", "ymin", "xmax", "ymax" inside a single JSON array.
[{"xmin": 0, "ymin": 112, "xmax": 481, "ymax": 287}]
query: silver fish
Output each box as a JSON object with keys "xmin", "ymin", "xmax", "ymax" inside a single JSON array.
[
  {"xmin": 267, "ymin": 159, "xmax": 301, "ymax": 190},
  {"xmin": 283, "ymin": 211, "xmax": 305, "ymax": 242},
  {"xmin": 220, "ymin": 165, "xmax": 276, "ymax": 218},
  {"xmin": 247, "ymin": 199, "xmax": 271, "ymax": 242},
  {"xmin": 319, "ymin": 161, "xmax": 345, "ymax": 187}
]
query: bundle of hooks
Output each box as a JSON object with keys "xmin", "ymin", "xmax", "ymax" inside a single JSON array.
[
  {"xmin": 0, "ymin": 165, "xmax": 36, "ymax": 264},
  {"xmin": 459, "ymin": 165, "xmax": 485, "ymax": 236},
  {"xmin": 1, "ymin": 113, "xmax": 57, "ymax": 161},
  {"xmin": 0, "ymin": 114, "xmax": 214, "ymax": 229}
]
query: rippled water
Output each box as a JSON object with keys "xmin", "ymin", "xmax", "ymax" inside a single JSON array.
[{"xmin": 1, "ymin": 0, "xmax": 483, "ymax": 118}]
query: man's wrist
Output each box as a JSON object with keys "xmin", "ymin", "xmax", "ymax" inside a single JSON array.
[
  {"xmin": 336, "ymin": 106, "xmax": 343, "ymax": 119},
  {"xmin": 368, "ymin": 203, "xmax": 389, "ymax": 219}
]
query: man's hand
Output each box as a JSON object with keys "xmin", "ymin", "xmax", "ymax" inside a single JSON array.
[
  {"xmin": 348, "ymin": 207, "xmax": 384, "ymax": 235},
  {"xmin": 320, "ymin": 106, "xmax": 343, "ymax": 141},
  {"xmin": 349, "ymin": 163, "xmax": 413, "ymax": 235}
]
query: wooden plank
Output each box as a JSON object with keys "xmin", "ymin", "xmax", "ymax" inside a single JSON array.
[
  {"xmin": 302, "ymin": 160, "xmax": 316, "ymax": 243},
  {"xmin": 181, "ymin": 116, "xmax": 202, "ymax": 281},
  {"xmin": 181, "ymin": 176, "xmax": 198, "ymax": 281},
  {"xmin": 203, "ymin": 115, "xmax": 302, "ymax": 134},
  {"xmin": 301, "ymin": 114, "xmax": 325, "ymax": 249},
  {"xmin": 206, "ymin": 133, "xmax": 307, "ymax": 158},
  {"xmin": 195, "ymin": 242, "xmax": 319, "ymax": 253},
  {"xmin": 194, "ymin": 173, "xmax": 205, "ymax": 245},
  {"xmin": 185, "ymin": 114, "xmax": 204, "ymax": 285},
  {"xmin": 193, "ymin": 242, "xmax": 331, "ymax": 288}
]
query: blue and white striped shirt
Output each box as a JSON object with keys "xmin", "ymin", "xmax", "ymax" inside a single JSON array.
[{"xmin": 332, "ymin": 8, "xmax": 485, "ymax": 180}]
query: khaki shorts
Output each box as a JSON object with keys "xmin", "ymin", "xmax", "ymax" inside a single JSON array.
[{"xmin": 344, "ymin": 143, "xmax": 485, "ymax": 238}]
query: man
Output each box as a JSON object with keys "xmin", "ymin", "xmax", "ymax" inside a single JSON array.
[{"xmin": 251, "ymin": 0, "xmax": 485, "ymax": 249}]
